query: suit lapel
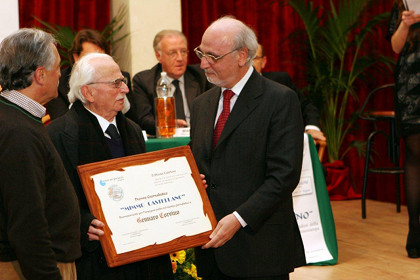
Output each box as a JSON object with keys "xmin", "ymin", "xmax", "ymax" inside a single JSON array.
[
  {"xmin": 184, "ymin": 71, "xmax": 200, "ymax": 111},
  {"xmin": 201, "ymin": 87, "xmax": 221, "ymax": 153},
  {"xmin": 214, "ymin": 70, "xmax": 263, "ymax": 150}
]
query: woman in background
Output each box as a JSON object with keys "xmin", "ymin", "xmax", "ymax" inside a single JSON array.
[{"xmin": 388, "ymin": 0, "xmax": 420, "ymax": 258}]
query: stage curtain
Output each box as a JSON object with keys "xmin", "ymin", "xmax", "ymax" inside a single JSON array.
[
  {"xmin": 181, "ymin": 0, "xmax": 403, "ymax": 204},
  {"xmin": 19, "ymin": 0, "xmax": 110, "ymax": 31}
]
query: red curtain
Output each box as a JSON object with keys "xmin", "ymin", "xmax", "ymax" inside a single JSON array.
[
  {"xmin": 181, "ymin": 0, "xmax": 403, "ymax": 204},
  {"xmin": 19, "ymin": 0, "xmax": 110, "ymax": 31}
]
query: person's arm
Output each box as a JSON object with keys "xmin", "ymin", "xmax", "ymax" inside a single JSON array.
[
  {"xmin": 1, "ymin": 129, "xmax": 62, "ymax": 279},
  {"xmin": 125, "ymin": 73, "xmax": 157, "ymax": 135},
  {"xmin": 391, "ymin": 10, "xmax": 420, "ymax": 54},
  {"xmin": 283, "ymin": 74, "xmax": 326, "ymax": 141}
]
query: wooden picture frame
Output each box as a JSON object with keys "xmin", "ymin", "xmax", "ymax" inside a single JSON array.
[{"xmin": 77, "ymin": 146, "xmax": 217, "ymax": 267}]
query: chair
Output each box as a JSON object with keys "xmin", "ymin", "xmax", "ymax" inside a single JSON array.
[{"xmin": 358, "ymin": 83, "xmax": 403, "ymax": 218}]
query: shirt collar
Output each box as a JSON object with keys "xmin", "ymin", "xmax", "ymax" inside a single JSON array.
[
  {"xmin": 0, "ymin": 90, "xmax": 46, "ymax": 118},
  {"xmin": 83, "ymin": 106, "xmax": 119, "ymax": 135},
  {"xmin": 167, "ymin": 75, "xmax": 185, "ymax": 85}
]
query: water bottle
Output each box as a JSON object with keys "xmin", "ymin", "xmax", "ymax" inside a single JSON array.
[{"xmin": 155, "ymin": 72, "xmax": 176, "ymax": 138}]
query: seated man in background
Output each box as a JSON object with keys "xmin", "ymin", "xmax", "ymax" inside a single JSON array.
[
  {"xmin": 45, "ymin": 29, "xmax": 132, "ymax": 120},
  {"xmin": 47, "ymin": 53, "xmax": 174, "ymax": 280},
  {"xmin": 254, "ymin": 43, "xmax": 326, "ymax": 143},
  {"xmin": 126, "ymin": 30, "xmax": 212, "ymax": 135}
]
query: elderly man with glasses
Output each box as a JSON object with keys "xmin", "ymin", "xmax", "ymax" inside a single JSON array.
[
  {"xmin": 45, "ymin": 29, "xmax": 134, "ymax": 121},
  {"xmin": 190, "ymin": 16, "xmax": 306, "ymax": 280},
  {"xmin": 126, "ymin": 29, "xmax": 213, "ymax": 135},
  {"xmin": 47, "ymin": 53, "xmax": 174, "ymax": 280}
]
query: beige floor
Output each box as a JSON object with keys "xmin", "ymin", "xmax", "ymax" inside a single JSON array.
[{"xmin": 291, "ymin": 199, "xmax": 420, "ymax": 280}]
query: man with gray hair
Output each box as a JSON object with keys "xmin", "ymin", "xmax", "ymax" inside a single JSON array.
[
  {"xmin": 190, "ymin": 17, "xmax": 306, "ymax": 279},
  {"xmin": 47, "ymin": 53, "xmax": 173, "ymax": 280},
  {"xmin": 0, "ymin": 28, "xmax": 81, "ymax": 279},
  {"xmin": 126, "ymin": 29, "xmax": 212, "ymax": 135}
]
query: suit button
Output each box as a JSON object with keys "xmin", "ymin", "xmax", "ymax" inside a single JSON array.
[{"xmin": 210, "ymin": 184, "xmax": 216, "ymax": 189}]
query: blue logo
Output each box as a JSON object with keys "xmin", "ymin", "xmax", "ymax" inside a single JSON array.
[{"xmin": 99, "ymin": 180, "xmax": 106, "ymax": 186}]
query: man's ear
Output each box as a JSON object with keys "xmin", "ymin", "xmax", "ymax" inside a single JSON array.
[
  {"xmin": 155, "ymin": 50, "xmax": 162, "ymax": 62},
  {"xmin": 34, "ymin": 67, "xmax": 45, "ymax": 85},
  {"xmin": 261, "ymin": 56, "xmax": 267, "ymax": 70},
  {"xmin": 238, "ymin": 47, "xmax": 249, "ymax": 67},
  {"xmin": 81, "ymin": 85, "xmax": 95, "ymax": 103}
]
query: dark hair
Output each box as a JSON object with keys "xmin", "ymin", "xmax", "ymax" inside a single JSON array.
[
  {"xmin": 69, "ymin": 29, "xmax": 109, "ymax": 65},
  {"xmin": 0, "ymin": 28, "xmax": 56, "ymax": 91}
]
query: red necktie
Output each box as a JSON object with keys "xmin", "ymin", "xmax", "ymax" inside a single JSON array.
[{"xmin": 212, "ymin": 90, "xmax": 235, "ymax": 149}]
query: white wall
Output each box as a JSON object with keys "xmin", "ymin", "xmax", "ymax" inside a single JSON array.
[
  {"xmin": 111, "ymin": 0, "xmax": 182, "ymax": 77},
  {"xmin": 0, "ymin": 0, "xmax": 19, "ymax": 42}
]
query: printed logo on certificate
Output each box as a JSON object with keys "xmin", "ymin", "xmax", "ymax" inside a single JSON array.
[{"xmin": 78, "ymin": 146, "xmax": 217, "ymax": 267}]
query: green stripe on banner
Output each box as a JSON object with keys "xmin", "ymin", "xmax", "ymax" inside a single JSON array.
[{"xmin": 307, "ymin": 134, "xmax": 338, "ymax": 265}]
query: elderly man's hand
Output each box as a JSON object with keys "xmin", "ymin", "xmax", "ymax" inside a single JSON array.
[
  {"xmin": 201, "ymin": 214, "xmax": 241, "ymax": 249},
  {"xmin": 200, "ymin": 174, "xmax": 208, "ymax": 189},
  {"xmin": 87, "ymin": 219, "xmax": 105, "ymax": 241}
]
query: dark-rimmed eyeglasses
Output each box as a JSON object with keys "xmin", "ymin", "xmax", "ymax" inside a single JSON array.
[
  {"xmin": 194, "ymin": 47, "xmax": 239, "ymax": 65},
  {"xmin": 87, "ymin": 77, "xmax": 128, "ymax": 88}
]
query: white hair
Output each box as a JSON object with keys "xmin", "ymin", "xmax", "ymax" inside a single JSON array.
[
  {"xmin": 208, "ymin": 16, "xmax": 258, "ymax": 66},
  {"xmin": 68, "ymin": 52, "xmax": 130, "ymax": 113}
]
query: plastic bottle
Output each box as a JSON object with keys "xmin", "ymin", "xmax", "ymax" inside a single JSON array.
[{"xmin": 155, "ymin": 72, "xmax": 176, "ymax": 138}]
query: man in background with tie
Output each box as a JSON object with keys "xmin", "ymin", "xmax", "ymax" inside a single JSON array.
[
  {"xmin": 47, "ymin": 53, "xmax": 173, "ymax": 280},
  {"xmin": 253, "ymin": 43, "xmax": 326, "ymax": 144},
  {"xmin": 126, "ymin": 29, "xmax": 212, "ymax": 135},
  {"xmin": 190, "ymin": 16, "xmax": 306, "ymax": 279}
]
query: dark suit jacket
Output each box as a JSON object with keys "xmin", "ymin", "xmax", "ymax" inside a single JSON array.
[
  {"xmin": 126, "ymin": 63, "xmax": 212, "ymax": 135},
  {"xmin": 190, "ymin": 70, "xmax": 306, "ymax": 277},
  {"xmin": 263, "ymin": 71, "xmax": 320, "ymax": 128},
  {"xmin": 46, "ymin": 101, "xmax": 173, "ymax": 280},
  {"xmin": 45, "ymin": 67, "xmax": 133, "ymax": 120}
]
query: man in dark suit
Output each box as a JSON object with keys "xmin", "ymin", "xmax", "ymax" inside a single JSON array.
[
  {"xmin": 254, "ymin": 43, "xmax": 326, "ymax": 143},
  {"xmin": 126, "ymin": 30, "xmax": 212, "ymax": 135},
  {"xmin": 45, "ymin": 29, "xmax": 132, "ymax": 120},
  {"xmin": 47, "ymin": 53, "xmax": 173, "ymax": 280},
  {"xmin": 190, "ymin": 17, "xmax": 306, "ymax": 280}
]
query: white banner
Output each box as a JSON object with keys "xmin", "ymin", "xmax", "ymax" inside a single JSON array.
[{"xmin": 293, "ymin": 134, "xmax": 333, "ymax": 264}]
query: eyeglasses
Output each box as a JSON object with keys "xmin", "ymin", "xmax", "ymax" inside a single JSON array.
[
  {"xmin": 253, "ymin": 56, "xmax": 264, "ymax": 60},
  {"xmin": 87, "ymin": 77, "xmax": 128, "ymax": 88},
  {"xmin": 194, "ymin": 47, "xmax": 239, "ymax": 65},
  {"xmin": 164, "ymin": 49, "xmax": 189, "ymax": 59}
]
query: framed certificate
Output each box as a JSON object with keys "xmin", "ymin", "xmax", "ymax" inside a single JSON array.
[{"xmin": 77, "ymin": 146, "xmax": 217, "ymax": 267}]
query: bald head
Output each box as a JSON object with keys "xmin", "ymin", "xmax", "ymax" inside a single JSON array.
[
  {"xmin": 198, "ymin": 16, "xmax": 258, "ymax": 88},
  {"xmin": 204, "ymin": 16, "xmax": 258, "ymax": 66}
]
